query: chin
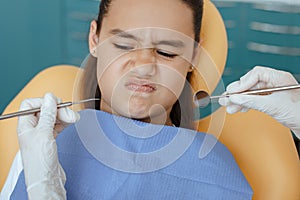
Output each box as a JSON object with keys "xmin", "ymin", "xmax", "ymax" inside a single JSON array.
[
  {"xmin": 128, "ymin": 108, "xmax": 150, "ymax": 120},
  {"xmin": 114, "ymin": 100, "xmax": 168, "ymax": 123}
]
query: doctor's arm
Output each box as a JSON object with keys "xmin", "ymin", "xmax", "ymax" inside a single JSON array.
[{"xmin": 219, "ymin": 66, "xmax": 300, "ymax": 139}]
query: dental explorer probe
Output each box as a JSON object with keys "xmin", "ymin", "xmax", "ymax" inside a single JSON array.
[{"xmin": 0, "ymin": 98, "xmax": 100, "ymax": 120}]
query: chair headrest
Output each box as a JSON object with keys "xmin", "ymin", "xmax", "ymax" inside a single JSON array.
[{"xmin": 191, "ymin": 0, "xmax": 227, "ymax": 94}]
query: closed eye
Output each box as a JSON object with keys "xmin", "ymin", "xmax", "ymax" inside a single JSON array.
[
  {"xmin": 156, "ymin": 49, "xmax": 178, "ymax": 59},
  {"xmin": 113, "ymin": 43, "xmax": 135, "ymax": 51}
]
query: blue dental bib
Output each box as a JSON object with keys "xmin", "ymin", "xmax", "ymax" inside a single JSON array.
[{"xmin": 11, "ymin": 109, "xmax": 253, "ymax": 199}]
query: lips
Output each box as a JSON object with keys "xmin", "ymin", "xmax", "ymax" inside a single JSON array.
[{"xmin": 125, "ymin": 80, "xmax": 157, "ymax": 93}]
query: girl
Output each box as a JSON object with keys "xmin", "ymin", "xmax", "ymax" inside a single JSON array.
[{"xmin": 4, "ymin": 0, "xmax": 253, "ymax": 199}]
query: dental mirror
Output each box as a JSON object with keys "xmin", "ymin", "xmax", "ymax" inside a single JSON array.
[{"xmin": 194, "ymin": 84, "xmax": 300, "ymax": 108}]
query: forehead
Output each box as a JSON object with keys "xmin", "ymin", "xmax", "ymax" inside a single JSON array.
[{"xmin": 100, "ymin": 0, "xmax": 195, "ymax": 39}]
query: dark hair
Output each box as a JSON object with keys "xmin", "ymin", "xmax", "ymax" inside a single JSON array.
[
  {"xmin": 83, "ymin": 0, "xmax": 204, "ymax": 129},
  {"xmin": 96, "ymin": 0, "xmax": 203, "ymax": 43}
]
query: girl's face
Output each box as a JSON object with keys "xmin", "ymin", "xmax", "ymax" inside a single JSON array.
[{"xmin": 89, "ymin": 0, "xmax": 199, "ymax": 125}]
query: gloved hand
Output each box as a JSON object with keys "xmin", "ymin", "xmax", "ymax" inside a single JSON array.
[
  {"xmin": 219, "ymin": 66, "xmax": 300, "ymax": 139},
  {"xmin": 17, "ymin": 93, "xmax": 80, "ymax": 200}
]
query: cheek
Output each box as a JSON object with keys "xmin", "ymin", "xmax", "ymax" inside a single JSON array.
[
  {"xmin": 95, "ymin": 38, "xmax": 132, "ymax": 78},
  {"xmin": 97, "ymin": 55, "xmax": 132, "ymax": 102},
  {"xmin": 158, "ymin": 62, "xmax": 189, "ymax": 97},
  {"xmin": 97, "ymin": 71, "xmax": 114, "ymax": 104},
  {"xmin": 97, "ymin": 61, "xmax": 118, "ymax": 101},
  {"xmin": 96, "ymin": 51, "xmax": 130, "ymax": 84}
]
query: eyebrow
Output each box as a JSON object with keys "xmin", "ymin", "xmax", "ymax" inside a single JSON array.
[
  {"xmin": 153, "ymin": 40, "xmax": 185, "ymax": 48},
  {"xmin": 110, "ymin": 28, "xmax": 185, "ymax": 48},
  {"xmin": 110, "ymin": 29, "xmax": 139, "ymax": 40}
]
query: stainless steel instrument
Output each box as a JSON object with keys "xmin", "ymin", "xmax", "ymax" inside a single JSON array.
[
  {"xmin": 194, "ymin": 84, "xmax": 300, "ymax": 108},
  {"xmin": 0, "ymin": 98, "xmax": 100, "ymax": 120}
]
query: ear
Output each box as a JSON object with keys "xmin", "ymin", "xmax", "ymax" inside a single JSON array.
[
  {"xmin": 89, "ymin": 20, "xmax": 99, "ymax": 57},
  {"xmin": 189, "ymin": 44, "xmax": 201, "ymax": 72}
]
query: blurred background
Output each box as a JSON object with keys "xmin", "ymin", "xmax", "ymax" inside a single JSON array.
[{"xmin": 0, "ymin": 0, "xmax": 299, "ymax": 113}]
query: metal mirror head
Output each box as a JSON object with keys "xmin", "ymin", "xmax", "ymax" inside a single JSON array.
[{"xmin": 193, "ymin": 90, "xmax": 210, "ymax": 108}]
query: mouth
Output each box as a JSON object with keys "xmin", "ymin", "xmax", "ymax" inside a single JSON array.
[{"xmin": 125, "ymin": 80, "xmax": 157, "ymax": 93}]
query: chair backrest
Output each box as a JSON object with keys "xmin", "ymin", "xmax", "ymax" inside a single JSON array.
[
  {"xmin": 198, "ymin": 107, "xmax": 300, "ymax": 199},
  {"xmin": 0, "ymin": 65, "xmax": 79, "ymax": 190}
]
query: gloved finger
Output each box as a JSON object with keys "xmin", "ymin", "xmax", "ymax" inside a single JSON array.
[
  {"xmin": 55, "ymin": 97, "xmax": 80, "ymax": 124},
  {"xmin": 226, "ymin": 67, "xmax": 270, "ymax": 94},
  {"xmin": 226, "ymin": 104, "xmax": 243, "ymax": 114},
  {"xmin": 57, "ymin": 107, "xmax": 80, "ymax": 124},
  {"xmin": 226, "ymin": 81, "xmax": 265, "ymax": 94},
  {"xmin": 246, "ymin": 81, "xmax": 268, "ymax": 91},
  {"xmin": 36, "ymin": 93, "xmax": 58, "ymax": 134},
  {"xmin": 226, "ymin": 81, "xmax": 242, "ymax": 93},
  {"xmin": 239, "ymin": 66, "xmax": 274, "ymax": 88},
  {"xmin": 218, "ymin": 96, "xmax": 230, "ymax": 106},
  {"xmin": 239, "ymin": 66, "xmax": 298, "ymax": 89},
  {"xmin": 18, "ymin": 98, "xmax": 43, "ymax": 134},
  {"xmin": 19, "ymin": 98, "xmax": 44, "ymax": 111},
  {"xmin": 229, "ymin": 94, "xmax": 271, "ymax": 113},
  {"xmin": 240, "ymin": 108, "xmax": 250, "ymax": 113}
]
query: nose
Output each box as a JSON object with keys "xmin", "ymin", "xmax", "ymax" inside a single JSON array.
[{"xmin": 131, "ymin": 48, "xmax": 156, "ymax": 77}]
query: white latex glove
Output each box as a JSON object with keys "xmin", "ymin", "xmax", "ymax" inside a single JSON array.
[
  {"xmin": 219, "ymin": 66, "xmax": 300, "ymax": 139},
  {"xmin": 17, "ymin": 93, "xmax": 80, "ymax": 200}
]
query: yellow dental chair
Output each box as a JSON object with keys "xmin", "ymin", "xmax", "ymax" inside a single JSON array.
[{"xmin": 0, "ymin": 1, "xmax": 299, "ymax": 199}]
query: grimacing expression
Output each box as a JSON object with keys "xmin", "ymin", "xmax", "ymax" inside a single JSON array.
[{"xmin": 90, "ymin": 0, "xmax": 198, "ymax": 124}]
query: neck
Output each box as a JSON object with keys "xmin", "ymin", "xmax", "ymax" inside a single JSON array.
[
  {"xmin": 100, "ymin": 102, "xmax": 174, "ymax": 126},
  {"xmin": 137, "ymin": 114, "xmax": 173, "ymax": 127}
]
